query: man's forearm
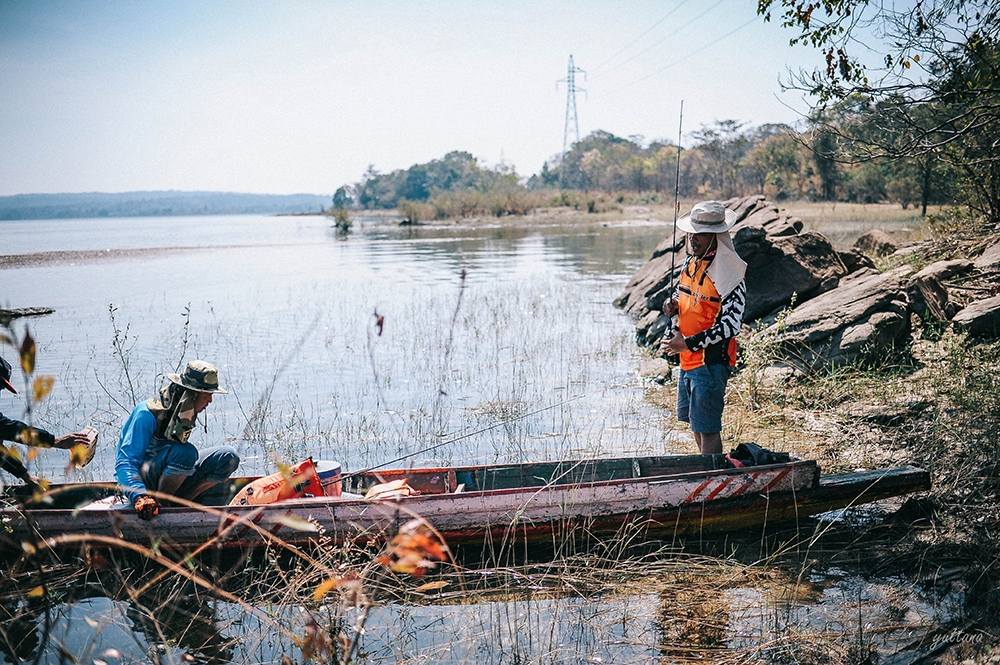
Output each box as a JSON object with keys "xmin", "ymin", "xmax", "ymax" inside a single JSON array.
[
  {"xmin": 0, "ymin": 446, "xmax": 32, "ymax": 482},
  {"xmin": 0, "ymin": 414, "xmax": 56, "ymax": 447}
]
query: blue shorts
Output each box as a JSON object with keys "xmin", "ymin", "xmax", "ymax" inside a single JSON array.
[{"xmin": 677, "ymin": 364, "xmax": 731, "ymax": 434}]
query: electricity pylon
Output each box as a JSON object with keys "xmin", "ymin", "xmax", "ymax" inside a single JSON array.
[{"xmin": 557, "ymin": 55, "xmax": 586, "ymax": 158}]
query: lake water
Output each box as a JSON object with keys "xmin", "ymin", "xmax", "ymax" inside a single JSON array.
[
  {"xmin": 1, "ymin": 214, "xmax": 957, "ymax": 663},
  {"xmin": 2, "ymin": 213, "xmax": 680, "ymax": 481}
]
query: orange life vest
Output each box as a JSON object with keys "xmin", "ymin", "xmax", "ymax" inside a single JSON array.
[{"xmin": 677, "ymin": 257, "xmax": 738, "ymax": 371}]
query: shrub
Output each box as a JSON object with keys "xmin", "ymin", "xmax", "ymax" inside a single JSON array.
[{"xmin": 398, "ymin": 199, "xmax": 435, "ymax": 224}]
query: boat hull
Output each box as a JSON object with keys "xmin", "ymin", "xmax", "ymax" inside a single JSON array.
[{"xmin": 0, "ymin": 462, "xmax": 929, "ymax": 553}]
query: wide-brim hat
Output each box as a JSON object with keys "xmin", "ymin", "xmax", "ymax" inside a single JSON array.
[
  {"xmin": 676, "ymin": 200, "xmax": 738, "ymax": 234},
  {"xmin": 0, "ymin": 356, "xmax": 17, "ymax": 394},
  {"xmin": 166, "ymin": 359, "xmax": 228, "ymax": 394}
]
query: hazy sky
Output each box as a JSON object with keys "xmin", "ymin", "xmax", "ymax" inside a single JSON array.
[{"xmin": 1, "ymin": 1, "xmax": 840, "ymax": 196}]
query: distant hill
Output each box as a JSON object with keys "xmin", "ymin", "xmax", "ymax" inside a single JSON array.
[{"xmin": 0, "ymin": 191, "xmax": 330, "ymax": 220}]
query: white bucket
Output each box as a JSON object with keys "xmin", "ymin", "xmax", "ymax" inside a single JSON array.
[{"xmin": 315, "ymin": 460, "xmax": 342, "ymax": 497}]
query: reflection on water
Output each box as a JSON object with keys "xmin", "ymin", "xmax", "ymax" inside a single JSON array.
[
  {"xmin": 0, "ymin": 532, "xmax": 960, "ymax": 664},
  {"xmin": 2, "ymin": 214, "xmax": 683, "ymax": 481},
  {"xmin": 2, "ymin": 214, "xmax": 953, "ymax": 663}
]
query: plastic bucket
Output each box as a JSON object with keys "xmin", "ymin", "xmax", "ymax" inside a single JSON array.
[{"xmin": 315, "ymin": 460, "xmax": 342, "ymax": 497}]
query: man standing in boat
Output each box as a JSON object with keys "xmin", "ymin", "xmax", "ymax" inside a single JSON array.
[
  {"xmin": 115, "ymin": 360, "xmax": 239, "ymax": 519},
  {"xmin": 659, "ymin": 201, "xmax": 747, "ymax": 455},
  {"xmin": 0, "ymin": 355, "xmax": 92, "ymax": 487}
]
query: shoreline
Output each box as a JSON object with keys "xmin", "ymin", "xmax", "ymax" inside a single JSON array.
[{"xmin": 1, "ymin": 201, "xmax": 936, "ymax": 270}]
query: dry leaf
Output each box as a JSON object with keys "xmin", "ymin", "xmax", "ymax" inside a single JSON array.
[
  {"xmin": 19, "ymin": 427, "xmax": 41, "ymax": 447},
  {"xmin": 32, "ymin": 375, "xmax": 55, "ymax": 403},
  {"xmin": 19, "ymin": 329, "xmax": 36, "ymax": 375},
  {"xmin": 295, "ymin": 615, "xmax": 332, "ymax": 661},
  {"xmin": 378, "ymin": 518, "xmax": 449, "ymax": 578},
  {"xmin": 69, "ymin": 444, "xmax": 89, "ymax": 467},
  {"xmin": 313, "ymin": 576, "xmax": 341, "ymax": 602},
  {"xmin": 413, "ymin": 580, "xmax": 449, "ymax": 592},
  {"xmin": 274, "ymin": 514, "xmax": 318, "ymax": 532},
  {"xmin": 27, "ymin": 585, "xmax": 44, "ymax": 598}
]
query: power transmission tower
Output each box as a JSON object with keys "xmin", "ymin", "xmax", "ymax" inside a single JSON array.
[{"xmin": 557, "ymin": 55, "xmax": 586, "ymax": 158}]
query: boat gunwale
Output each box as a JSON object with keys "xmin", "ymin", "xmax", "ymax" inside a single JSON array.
[{"xmin": 3, "ymin": 459, "xmax": 818, "ymax": 517}]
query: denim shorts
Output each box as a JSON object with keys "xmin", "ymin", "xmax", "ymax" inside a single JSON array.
[
  {"xmin": 676, "ymin": 364, "xmax": 731, "ymax": 434},
  {"xmin": 141, "ymin": 438, "xmax": 240, "ymax": 499}
]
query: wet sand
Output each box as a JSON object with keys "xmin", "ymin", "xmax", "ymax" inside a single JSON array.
[{"xmin": 0, "ymin": 245, "xmax": 222, "ymax": 269}]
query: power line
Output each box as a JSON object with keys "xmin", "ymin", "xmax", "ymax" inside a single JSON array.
[
  {"xmin": 593, "ymin": 0, "xmax": 727, "ymax": 80},
  {"xmin": 590, "ymin": 0, "xmax": 693, "ymax": 75},
  {"xmin": 597, "ymin": 15, "xmax": 760, "ymax": 99}
]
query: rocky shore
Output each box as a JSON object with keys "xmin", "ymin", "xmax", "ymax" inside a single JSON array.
[{"xmin": 616, "ymin": 195, "xmax": 1000, "ymax": 367}]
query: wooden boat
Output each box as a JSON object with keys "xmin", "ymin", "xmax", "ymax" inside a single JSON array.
[{"xmin": 0, "ymin": 453, "xmax": 929, "ymax": 554}]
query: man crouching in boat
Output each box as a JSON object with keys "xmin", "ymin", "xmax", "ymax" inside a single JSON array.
[
  {"xmin": 659, "ymin": 201, "xmax": 747, "ymax": 456},
  {"xmin": 115, "ymin": 360, "xmax": 239, "ymax": 520}
]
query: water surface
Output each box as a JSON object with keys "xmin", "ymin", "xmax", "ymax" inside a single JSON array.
[{"xmin": 2, "ymin": 213, "xmax": 677, "ymax": 480}]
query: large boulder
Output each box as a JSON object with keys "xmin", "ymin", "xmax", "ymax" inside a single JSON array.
[
  {"xmin": 912, "ymin": 259, "xmax": 973, "ymax": 282},
  {"xmin": 974, "ymin": 240, "xmax": 1000, "ymax": 271},
  {"xmin": 838, "ymin": 249, "xmax": 877, "ymax": 274},
  {"xmin": 952, "ymin": 294, "xmax": 1000, "ymax": 338},
  {"xmin": 767, "ymin": 266, "xmax": 914, "ymax": 366},
  {"xmin": 613, "ymin": 250, "xmax": 679, "ymax": 316},
  {"xmin": 615, "ymin": 196, "xmax": 847, "ymax": 344},
  {"xmin": 854, "ymin": 229, "xmax": 898, "ymax": 257},
  {"xmin": 736, "ymin": 228, "xmax": 847, "ymax": 321},
  {"xmin": 908, "ymin": 259, "xmax": 973, "ymax": 320}
]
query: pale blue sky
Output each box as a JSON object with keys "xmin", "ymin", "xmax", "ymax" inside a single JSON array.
[{"xmin": 1, "ymin": 1, "xmax": 839, "ymax": 195}]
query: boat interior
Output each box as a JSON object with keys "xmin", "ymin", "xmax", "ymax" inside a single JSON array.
[{"xmin": 3, "ymin": 452, "xmax": 796, "ymax": 510}]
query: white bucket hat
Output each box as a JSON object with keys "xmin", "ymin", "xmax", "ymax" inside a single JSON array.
[{"xmin": 676, "ymin": 200, "xmax": 737, "ymax": 234}]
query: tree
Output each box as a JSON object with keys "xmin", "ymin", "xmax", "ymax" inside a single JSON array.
[
  {"xmin": 332, "ymin": 185, "xmax": 354, "ymax": 209},
  {"xmin": 741, "ymin": 130, "xmax": 801, "ymax": 196},
  {"xmin": 758, "ymin": 0, "xmax": 999, "ymax": 221},
  {"xmin": 690, "ymin": 120, "xmax": 751, "ymax": 197}
]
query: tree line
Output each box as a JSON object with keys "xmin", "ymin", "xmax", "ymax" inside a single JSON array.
[
  {"xmin": 335, "ymin": 113, "xmax": 961, "ymax": 219},
  {"xmin": 338, "ymin": 0, "xmax": 996, "ymax": 225}
]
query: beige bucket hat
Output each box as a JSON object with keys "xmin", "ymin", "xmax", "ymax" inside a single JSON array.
[
  {"xmin": 166, "ymin": 359, "xmax": 228, "ymax": 394},
  {"xmin": 676, "ymin": 200, "xmax": 738, "ymax": 234}
]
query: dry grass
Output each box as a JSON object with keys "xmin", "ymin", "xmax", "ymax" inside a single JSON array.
[{"xmin": 5, "ymin": 204, "xmax": 998, "ymax": 663}]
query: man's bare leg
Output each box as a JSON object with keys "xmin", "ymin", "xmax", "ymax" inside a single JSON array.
[{"xmin": 700, "ymin": 432, "xmax": 722, "ymax": 455}]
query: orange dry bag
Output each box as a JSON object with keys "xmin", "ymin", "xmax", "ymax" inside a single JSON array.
[{"xmin": 228, "ymin": 457, "xmax": 324, "ymax": 506}]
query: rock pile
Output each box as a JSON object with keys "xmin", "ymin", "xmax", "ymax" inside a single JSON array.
[
  {"xmin": 615, "ymin": 196, "xmax": 1000, "ymax": 367},
  {"xmin": 615, "ymin": 195, "xmax": 853, "ymax": 347}
]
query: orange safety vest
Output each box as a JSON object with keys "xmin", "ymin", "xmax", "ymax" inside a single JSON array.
[{"xmin": 677, "ymin": 257, "xmax": 738, "ymax": 371}]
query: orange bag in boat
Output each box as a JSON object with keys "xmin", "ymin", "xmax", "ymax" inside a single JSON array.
[{"xmin": 228, "ymin": 458, "xmax": 324, "ymax": 506}]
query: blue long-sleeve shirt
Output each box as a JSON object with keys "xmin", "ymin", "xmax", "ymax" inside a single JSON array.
[{"xmin": 115, "ymin": 402, "xmax": 157, "ymax": 503}]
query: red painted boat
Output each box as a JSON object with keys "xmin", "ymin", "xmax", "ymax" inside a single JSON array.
[{"xmin": 0, "ymin": 453, "xmax": 929, "ymax": 553}]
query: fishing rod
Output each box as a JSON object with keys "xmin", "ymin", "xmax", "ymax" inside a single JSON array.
[
  {"xmin": 668, "ymin": 99, "xmax": 685, "ymax": 302},
  {"xmin": 342, "ymin": 393, "xmax": 584, "ymax": 479}
]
